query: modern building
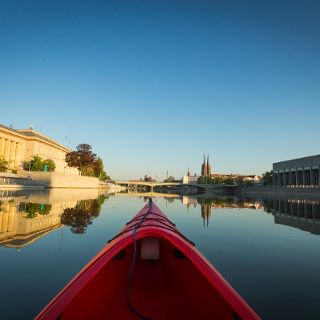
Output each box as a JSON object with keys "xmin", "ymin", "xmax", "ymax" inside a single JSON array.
[
  {"xmin": 0, "ymin": 124, "xmax": 77, "ymax": 174},
  {"xmin": 201, "ymin": 154, "xmax": 212, "ymax": 177},
  {"xmin": 273, "ymin": 155, "xmax": 320, "ymax": 187}
]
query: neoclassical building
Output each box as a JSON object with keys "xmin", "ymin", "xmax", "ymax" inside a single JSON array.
[{"xmin": 0, "ymin": 124, "xmax": 76, "ymax": 173}]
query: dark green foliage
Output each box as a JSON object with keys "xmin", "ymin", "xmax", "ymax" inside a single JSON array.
[
  {"xmin": 262, "ymin": 170, "xmax": 273, "ymax": 185},
  {"xmin": 197, "ymin": 176, "xmax": 232, "ymax": 184}
]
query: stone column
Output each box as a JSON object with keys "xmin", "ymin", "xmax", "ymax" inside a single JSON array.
[
  {"xmin": 14, "ymin": 143, "xmax": 21, "ymax": 167},
  {"xmin": 1, "ymin": 209, "xmax": 9, "ymax": 232},
  {"xmin": 9, "ymin": 141, "xmax": 16, "ymax": 166},
  {"xmin": 4, "ymin": 139, "xmax": 11, "ymax": 162},
  {"xmin": 295, "ymin": 169, "xmax": 299, "ymax": 187},
  {"xmin": 273, "ymin": 173, "xmax": 277, "ymax": 186},
  {"xmin": 302, "ymin": 169, "xmax": 306, "ymax": 187},
  {"xmin": 0, "ymin": 137, "xmax": 5, "ymax": 157},
  {"xmin": 310, "ymin": 169, "xmax": 315, "ymax": 187},
  {"xmin": 8, "ymin": 205, "xmax": 15, "ymax": 232}
]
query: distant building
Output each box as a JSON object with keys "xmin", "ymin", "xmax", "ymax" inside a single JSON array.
[
  {"xmin": 0, "ymin": 124, "xmax": 77, "ymax": 174},
  {"xmin": 201, "ymin": 154, "xmax": 212, "ymax": 177},
  {"xmin": 242, "ymin": 175, "xmax": 262, "ymax": 183},
  {"xmin": 273, "ymin": 155, "xmax": 320, "ymax": 187},
  {"xmin": 182, "ymin": 168, "xmax": 198, "ymax": 184}
]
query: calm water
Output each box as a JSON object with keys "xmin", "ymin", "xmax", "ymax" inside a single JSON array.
[{"xmin": 1, "ymin": 190, "xmax": 320, "ymax": 319}]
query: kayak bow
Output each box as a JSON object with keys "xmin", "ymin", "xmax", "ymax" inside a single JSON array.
[{"xmin": 36, "ymin": 200, "xmax": 260, "ymax": 320}]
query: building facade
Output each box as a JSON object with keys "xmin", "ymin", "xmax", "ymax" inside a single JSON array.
[
  {"xmin": 0, "ymin": 124, "xmax": 77, "ymax": 174},
  {"xmin": 273, "ymin": 155, "xmax": 320, "ymax": 187},
  {"xmin": 182, "ymin": 168, "xmax": 198, "ymax": 184}
]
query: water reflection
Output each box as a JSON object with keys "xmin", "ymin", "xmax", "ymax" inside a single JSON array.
[
  {"xmin": 182, "ymin": 196, "xmax": 263, "ymax": 227},
  {"xmin": 262, "ymin": 198, "xmax": 320, "ymax": 235},
  {"xmin": 60, "ymin": 196, "xmax": 107, "ymax": 234},
  {"xmin": 0, "ymin": 189, "xmax": 108, "ymax": 249},
  {"xmin": 1, "ymin": 191, "xmax": 320, "ymax": 251}
]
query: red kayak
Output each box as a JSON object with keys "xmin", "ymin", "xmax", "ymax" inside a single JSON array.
[{"xmin": 36, "ymin": 200, "xmax": 260, "ymax": 320}]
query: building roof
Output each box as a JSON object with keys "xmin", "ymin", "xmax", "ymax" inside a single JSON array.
[
  {"xmin": 17, "ymin": 129, "xmax": 70, "ymax": 152},
  {"xmin": 1, "ymin": 124, "xmax": 70, "ymax": 152}
]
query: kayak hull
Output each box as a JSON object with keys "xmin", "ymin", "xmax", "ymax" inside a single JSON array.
[{"xmin": 36, "ymin": 202, "xmax": 260, "ymax": 320}]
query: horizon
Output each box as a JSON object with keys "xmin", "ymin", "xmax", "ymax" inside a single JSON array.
[{"xmin": 1, "ymin": 1, "xmax": 320, "ymax": 179}]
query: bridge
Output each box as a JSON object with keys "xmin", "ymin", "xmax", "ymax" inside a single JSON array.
[
  {"xmin": 114, "ymin": 181, "xmax": 180, "ymax": 187},
  {"xmin": 115, "ymin": 191, "xmax": 181, "ymax": 198},
  {"xmin": 114, "ymin": 181, "xmax": 181, "ymax": 192},
  {"xmin": 113, "ymin": 181, "xmax": 240, "ymax": 195}
]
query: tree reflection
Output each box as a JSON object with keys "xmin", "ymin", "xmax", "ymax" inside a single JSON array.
[
  {"xmin": 20, "ymin": 203, "xmax": 52, "ymax": 219},
  {"xmin": 60, "ymin": 195, "xmax": 108, "ymax": 234}
]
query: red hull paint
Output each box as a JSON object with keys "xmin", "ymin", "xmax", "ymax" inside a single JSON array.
[{"xmin": 36, "ymin": 202, "xmax": 260, "ymax": 320}]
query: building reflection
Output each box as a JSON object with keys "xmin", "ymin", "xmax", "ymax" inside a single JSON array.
[
  {"xmin": 263, "ymin": 198, "xmax": 320, "ymax": 235},
  {"xmin": 183, "ymin": 195, "xmax": 264, "ymax": 227},
  {"xmin": 181, "ymin": 195, "xmax": 320, "ymax": 234},
  {"xmin": 0, "ymin": 189, "xmax": 108, "ymax": 249},
  {"xmin": 200, "ymin": 203, "xmax": 212, "ymax": 227}
]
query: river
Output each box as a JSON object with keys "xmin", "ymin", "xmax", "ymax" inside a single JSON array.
[{"xmin": 0, "ymin": 189, "xmax": 320, "ymax": 319}]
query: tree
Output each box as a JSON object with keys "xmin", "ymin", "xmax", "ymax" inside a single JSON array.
[
  {"xmin": 0, "ymin": 157, "xmax": 8, "ymax": 172},
  {"xmin": 29, "ymin": 156, "xmax": 44, "ymax": 171},
  {"xmin": 65, "ymin": 144, "xmax": 98, "ymax": 176},
  {"xmin": 24, "ymin": 156, "xmax": 56, "ymax": 172},
  {"xmin": 164, "ymin": 176, "xmax": 175, "ymax": 182},
  {"xmin": 43, "ymin": 159, "xmax": 56, "ymax": 172},
  {"xmin": 262, "ymin": 170, "xmax": 273, "ymax": 185}
]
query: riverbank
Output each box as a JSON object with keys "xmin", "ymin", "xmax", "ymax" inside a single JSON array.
[
  {"xmin": 0, "ymin": 172, "xmax": 124, "ymax": 191},
  {"xmin": 242, "ymin": 185, "xmax": 320, "ymax": 200}
]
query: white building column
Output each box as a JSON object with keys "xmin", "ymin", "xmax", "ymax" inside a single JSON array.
[
  {"xmin": 9, "ymin": 141, "xmax": 16, "ymax": 166},
  {"xmin": 14, "ymin": 142, "xmax": 22, "ymax": 167},
  {"xmin": 0, "ymin": 138, "xmax": 5, "ymax": 157},
  {"xmin": 4, "ymin": 139, "xmax": 11, "ymax": 162}
]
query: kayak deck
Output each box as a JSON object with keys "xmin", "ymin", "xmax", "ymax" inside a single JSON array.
[
  {"xmin": 36, "ymin": 201, "xmax": 259, "ymax": 320},
  {"xmin": 61, "ymin": 239, "xmax": 233, "ymax": 319}
]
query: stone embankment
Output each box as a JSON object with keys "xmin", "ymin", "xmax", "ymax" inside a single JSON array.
[
  {"xmin": 242, "ymin": 185, "xmax": 320, "ymax": 200},
  {"xmin": 0, "ymin": 172, "xmax": 125, "ymax": 191}
]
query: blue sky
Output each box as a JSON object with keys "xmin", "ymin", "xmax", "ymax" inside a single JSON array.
[{"xmin": 1, "ymin": 0, "xmax": 319, "ymax": 179}]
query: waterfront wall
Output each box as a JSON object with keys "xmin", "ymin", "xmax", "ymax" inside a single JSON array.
[
  {"xmin": 24, "ymin": 172, "xmax": 100, "ymax": 189},
  {"xmin": 242, "ymin": 186, "xmax": 320, "ymax": 199}
]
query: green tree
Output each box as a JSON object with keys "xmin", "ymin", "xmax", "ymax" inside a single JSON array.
[
  {"xmin": 24, "ymin": 156, "xmax": 56, "ymax": 172},
  {"xmin": 43, "ymin": 159, "xmax": 56, "ymax": 172},
  {"xmin": 262, "ymin": 170, "xmax": 273, "ymax": 185},
  {"xmin": 29, "ymin": 155, "xmax": 44, "ymax": 171},
  {"xmin": 0, "ymin": 157, "xmax": 8, "ymax": 172},
  {"xmin": 164, "ymin": 176, "xmax": 175, "ymax": 182}
]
